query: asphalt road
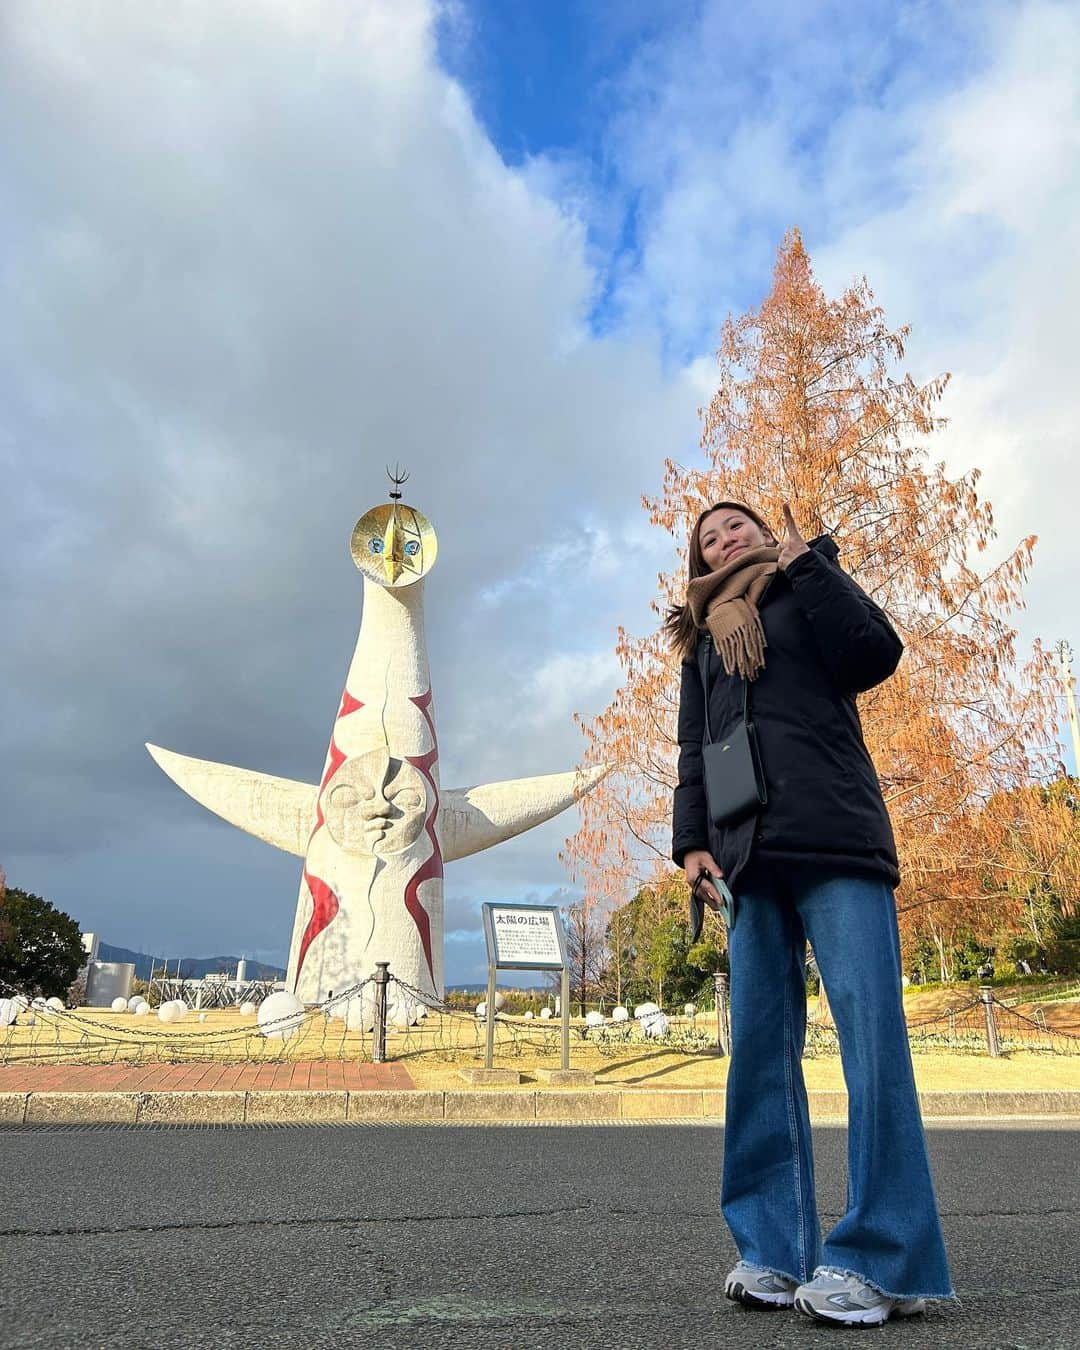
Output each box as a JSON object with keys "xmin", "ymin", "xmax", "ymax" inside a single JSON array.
[{"xmin": 0, "ymin": 1120, "xmax": 1076, "ymax": 1350}]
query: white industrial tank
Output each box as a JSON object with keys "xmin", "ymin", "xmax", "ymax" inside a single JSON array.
[{"xmin": 85, "ymin": 961, "xmax": 135, "ymax": 1007}]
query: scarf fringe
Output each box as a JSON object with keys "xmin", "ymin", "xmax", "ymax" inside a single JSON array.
[{"xmin": 716, "ymin": 613, "xmax": 767, "ymax": 681}]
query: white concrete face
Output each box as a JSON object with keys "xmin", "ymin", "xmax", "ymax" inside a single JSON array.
[{"xmin": 285, "ymin": 578, "xmax": 444, "ymax": 1005}]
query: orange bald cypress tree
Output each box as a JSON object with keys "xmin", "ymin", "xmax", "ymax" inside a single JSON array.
[{"xmin": 565, "ymin": 231, "xmax": 1059, "ymax": 954}]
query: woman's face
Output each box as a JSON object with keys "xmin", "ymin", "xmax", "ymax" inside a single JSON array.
[{"xmin": 698, "ymin": 508, "xmax": 771, "ymax": 571}]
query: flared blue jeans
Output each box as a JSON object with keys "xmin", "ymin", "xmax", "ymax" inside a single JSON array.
[{"xmin": 721, "ymin": 863, "xmax": 954, "ymax": 1299}]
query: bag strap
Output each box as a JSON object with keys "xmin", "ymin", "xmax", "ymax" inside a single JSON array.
[
  {"xmin": 696, "ymin": 637, "xmax": 713, "ymax": 743},
  {"xmin": 697, "ymin": 636, "xmax": 751, "ymax": 746}
]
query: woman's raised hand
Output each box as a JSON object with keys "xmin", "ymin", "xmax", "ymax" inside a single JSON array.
[
  {"xmin": 777, "ymin": 502, "xmax": 811, "ymax": 572},
  {"xmin": 684, "ymin": 850, "xmax": 724, "ymax": 908}
]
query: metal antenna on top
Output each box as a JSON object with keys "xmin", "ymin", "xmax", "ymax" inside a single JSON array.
[{"xmin": 386, "ymin": 463, "xmax": 409, "ymax": 500}]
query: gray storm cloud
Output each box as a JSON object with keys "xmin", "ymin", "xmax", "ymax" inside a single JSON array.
[{"xmin": 0, "ymin": 0, "xmax": 697, "ymax": 967}]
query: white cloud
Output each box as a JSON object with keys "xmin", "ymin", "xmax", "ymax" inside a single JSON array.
[
  {"xmin": 521, "ymin": 650, "xmax": 622, "ymax": 728},
  {"xmin": 569, "ymin": 0, "xmax": 1080, "ymax": 662},
  {"xmin": 809, "ymin": 0, "xmax": 1080, "ymax": 655}
]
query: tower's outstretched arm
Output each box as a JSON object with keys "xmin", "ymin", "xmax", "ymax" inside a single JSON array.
[
  {"xmin": 146, "ymin": 744, "xmax": 317, "ymax": 857},
  {"xmin": 438, "ymin": 765, "xmax": 611, "ymax": 861},
  {"xmin": 146, "ymin": 743, "xmax": 610, "ymax": 863}
]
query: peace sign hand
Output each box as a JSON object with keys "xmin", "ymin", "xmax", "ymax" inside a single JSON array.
[{"xmin": 777, "ymin": 503, "xmax": 811, "ymax": 572}]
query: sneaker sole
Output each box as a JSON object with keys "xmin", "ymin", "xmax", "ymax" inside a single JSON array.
[
  {"xmin": 795, "ymin": 1295, "xmax": 887, "ymax": 1326},
  {"xmin": 725, "ymin": 1280, "xmax": 795, "ymax": 1309},
  {"xmin": 794, "ymin": 1295, "xmax": 926, "ymax": 1326}
]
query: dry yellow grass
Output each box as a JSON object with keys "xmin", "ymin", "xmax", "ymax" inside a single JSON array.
[
  {"xmin": 402, "ymin": 1038, "xmax": 1080, "ymax": 1093},
  {"xmin": 406, "ymin": 1057, "xmax": 1080, "ymax": 1093}
]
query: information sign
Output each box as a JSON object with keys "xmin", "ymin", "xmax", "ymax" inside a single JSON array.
[
  {"xmin": 483, "ymin": 904, "xmax": 566, "ymax": 970},
  {"xmin": 480, "ymin": 902, "xmax": 570, "ymax": 1070}
]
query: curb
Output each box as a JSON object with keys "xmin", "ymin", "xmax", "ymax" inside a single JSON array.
[{"xmin": 1, "ymin": 1089, "xmax": 1079, "ymax": 1126}]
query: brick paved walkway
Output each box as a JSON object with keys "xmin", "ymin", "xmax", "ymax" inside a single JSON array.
[{"xmin": 0, "ymin": 1061, "xmax": 414, "ymax": 1092}]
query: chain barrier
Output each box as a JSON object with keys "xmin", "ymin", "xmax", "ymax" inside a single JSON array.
[
  {"xmin": 0, "ymin": 974, "xmax": 375, "ymax": 1067},
  {"xmin": 2, "ymin": 972, "xmax": 1079, "ymax": 1066},
  {"xmin": 804, "ymin": 993, "xmax": 1080, "ymax": 1058},
  {"xmin": 384, "ymin": 976, "xmax": 564, "ymax": 1063}
]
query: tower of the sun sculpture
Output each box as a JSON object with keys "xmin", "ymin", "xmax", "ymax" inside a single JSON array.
[{"xmin": 148, "ymin": 474, "xmax": 608, "ymax": 1005}]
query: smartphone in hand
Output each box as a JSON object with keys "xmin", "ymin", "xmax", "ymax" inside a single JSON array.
[{"xmin": 690, "ymin": 870, "xmax": 736, "ymax": 941}]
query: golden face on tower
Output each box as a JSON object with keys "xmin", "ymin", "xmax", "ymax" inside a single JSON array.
[{"xmin": 350, "ymin": 502, "xmax": 438, "ymax": 587}]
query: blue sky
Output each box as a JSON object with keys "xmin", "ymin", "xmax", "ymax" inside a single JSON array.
[
  {"xmin": 439, "ymin": 0, "xmax": 994, "ymax": 355},
  {"xmin": 2, "ymin": 0, "xmax": 1078, "ymax": 985}
]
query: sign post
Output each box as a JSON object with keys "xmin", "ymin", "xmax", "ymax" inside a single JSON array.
[{"xmin": 481, "ymin": 902, "xmax": 570, "ymax": 1072}]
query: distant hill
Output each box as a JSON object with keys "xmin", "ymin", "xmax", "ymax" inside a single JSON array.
[
  {"xmin": 90, "ymin": 955, "xmax": 541, "ymax": 989},
  {"xmin": 97, "ymin": 943, "xmax": 285, "ymax": 982}
]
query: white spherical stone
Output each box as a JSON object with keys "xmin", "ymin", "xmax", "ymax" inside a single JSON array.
[
  {"xmin": 199, "ymin": 1013, "xmax": 209, "ymax": 1022},
  {"xmin": 640, "ymin": 1010, "xmax": 670, "ymax": 1040},
  {"xmin": 523, "ymin": 1010, "xmax": 534, "ymax": 1020},
  {"xmin": 239, "ymin": 1001, "xmax": 257, "ymax": 1017},
  {"xmin": 611, "ymin": 1006, "xmax": 630, "ymax": 1023},
  {"xmin": 29, "ymin": 996, "xmax": 47, "ymax": 1010},
  {"xmin": 540, "ymin": 1007, "xmax": 553, "ymax": 1020},
  {"xmin": 111, "ymin": 997, "xmax": 129, "ymax": 1013},
  {"xmin": 634, "ymin": 1001, "xmax": 660, "ymax": 1019},
  {"xmin": 585, "ymin": 1011, "xmax": 606, "ymax": 1027},
  {"xmin": 133, "ymin": 1002, "xmax": 150, "ymax": 1016},
  {"xmin": 127, "ymin": 996, "xmax": 143, "ymax": 1012},
  {"xmin": 345, "ymin": 989, "xmax": 377, "ymax": 1033},
  {"xmin": 0, "ymin": 999, "xmax": 19, "ymax": 1027},
  {"xmin": 46, "ymin": 997, "xmax": 65, "ymax": 1011},
  {"xmin": 157, "ymin": 1001, "xmax": 184, "ymax": 1024},
  {"xmin": 492, "ymin": 992, "xmax": 506, "ymax": 1012},
  {"xmin": 257, "ymin": 991, "xmax": 306, "ymax": 1042},
  {"xmin": 475, "ymin": 1001, "xmax": 487, "ymax": 1019},
  {"xmin": 684, "ymin": 1003, "xmax": 697, "ymax": 1017},
  {"xmin": 388, "ymin": 995, "xmax": 416, "ymax": 1030},
  {"xmin": 12, "ymin": 995, "xmax": 30, "ymax": 1013}
]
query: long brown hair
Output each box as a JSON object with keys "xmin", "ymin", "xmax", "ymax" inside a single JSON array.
[{"xmin": 664, "ymin": 501, "xmax": 776, "ymax": 661}]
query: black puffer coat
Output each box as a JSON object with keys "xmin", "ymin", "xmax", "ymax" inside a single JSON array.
[{"xmin": 671, "ymin": 536, "xmax": 902, "ymax": 890}]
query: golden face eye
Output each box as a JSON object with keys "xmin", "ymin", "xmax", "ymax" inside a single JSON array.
[{"xmin": 350, "ymin": 502, "xmax": 438, "ymax": 587}]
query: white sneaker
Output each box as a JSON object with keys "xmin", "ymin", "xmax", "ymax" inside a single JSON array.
[
  {"xmin": 724, "ymin": 1260, "xmax": 798, "ymax": 1308},
  {"xmin": 794, "ymin": 1268, "xmax": 926, "ymax": 1325}
]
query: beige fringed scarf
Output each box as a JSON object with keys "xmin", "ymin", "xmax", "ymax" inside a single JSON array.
[{"xmin": 686, "ymin": 544, "xmax": 779, "ymax": 680}]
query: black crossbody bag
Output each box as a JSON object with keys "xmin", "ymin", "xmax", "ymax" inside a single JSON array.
[{"xmin": 696, "ymin": 636, "xmax": 768, "ymax": 827}]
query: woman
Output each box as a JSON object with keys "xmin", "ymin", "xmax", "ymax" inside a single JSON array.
[{"xmin": 670, "ymin": 500, "xmax": 953, "ymax": 1326}]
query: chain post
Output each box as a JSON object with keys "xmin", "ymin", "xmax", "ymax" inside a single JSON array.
[
  {"xmin": 713, "ymin": 972, "xmax": 730, "ymax": 1057},
  {"xmin": 372, "ymin": 962, "xmax": 390, "ymax": 1063},
  {"xmin": 979, "ymin": 983, "xmax": 1001, "ymax": 1058}
]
